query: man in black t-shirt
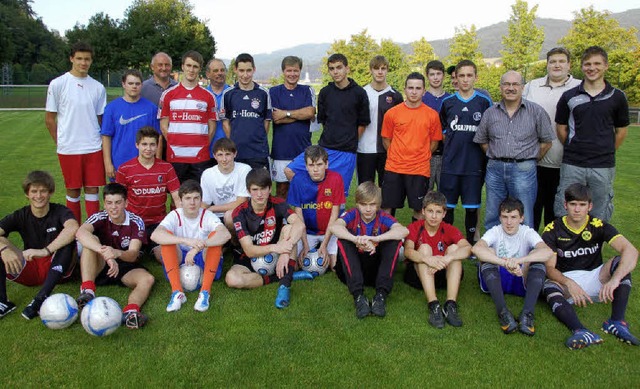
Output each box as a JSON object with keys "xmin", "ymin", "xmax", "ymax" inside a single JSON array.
[
  {"xmin": 542, "ymin": 183, "xmax": 638, "ymax": 349},
  {"xmin": 0, "ymin": 171, "xmax": 79, "ymax": 320}
]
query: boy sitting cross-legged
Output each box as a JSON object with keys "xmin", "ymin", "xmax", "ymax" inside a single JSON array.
[
  {"xmin": 403, "ymin": 191, "xmax": 471, "ymax": 328},
  {"xmin": 329, "ymin": 181, "xmax": 408, "ymax": 319}
]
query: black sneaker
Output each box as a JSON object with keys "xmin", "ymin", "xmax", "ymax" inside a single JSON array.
[
  {"xmin": 518, "ymin": 311, "xmax": 535, "ymax": 336},
  {"xmin": 122, "ymin": 311, "xmax": 148, "ymax": 329},
  {"xmin": 498, "ymin": 308, "xmax": 518, "ymax": 334},
  {"xmin": 76, "ymin": 291, "xmax": 95, "ymax": 308},
  {"xmin": 0, "ymin": 300, "xmax": 16, "ymax": 318},
  {"xmin": 428, "ymin": 301, "xmax": 445, "ymax": 329},
  {"xmin": 443, "ymin": 300, "xmax": 463, "ymax": 327},
  {"xmin": 22, "ymin": 297, "xmax": 44, "ymax": 320},
  {"xmin": 354, "ymin": 294, "xmax": 370, "ymax": 319},
  {"xmin": 370, "ymin": 292, "xmax": 386, "ymax": 317}
]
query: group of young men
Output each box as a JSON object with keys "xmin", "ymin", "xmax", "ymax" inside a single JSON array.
[{"xmin": 0, "ymin": 41, "xmax": 636, "ymax": 350}]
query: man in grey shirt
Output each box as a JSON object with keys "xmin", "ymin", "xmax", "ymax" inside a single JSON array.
[
  {"xmin": 141, "ymin": 52, "xmax": 178, "ymax": 107},
  {"xmin": 474, "ymin": 70, "xmax": 555, "ymax": 230},
  {"xmin": 523, "ymin": 47, "xmax": 581, "ymax": 231}
]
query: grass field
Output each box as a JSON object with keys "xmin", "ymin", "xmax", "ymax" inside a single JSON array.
[
  {"xmin": 0, "ymin": 111, "xmax": 638, "ymax": 387},
  {"xmin": 0, "ymin": 86, "xmax": 123, "ymax": 109}
]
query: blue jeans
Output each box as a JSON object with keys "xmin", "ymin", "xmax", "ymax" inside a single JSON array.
[{"xmin": 484, "ymin": 159, "xmax": 537, "ymax": 230}]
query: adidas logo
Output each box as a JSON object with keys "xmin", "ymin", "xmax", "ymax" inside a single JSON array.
[
  {"xmin": 462, "ymin": 107, "xmax": 469, "ymax": 112},
  {"xmin": 112, "ymin": 231, "xmax": 120, "ymax": 236},
  {"xmin": 52, "ymin": 265, "xmax": 63, "ymax": 273},
  {"xmin": 187, "ymin": 93, "xmax": 192, "ymax": 98},
  {"xmin": 243, "ymin": 95, "xmax": 250, "ymax": 100}
]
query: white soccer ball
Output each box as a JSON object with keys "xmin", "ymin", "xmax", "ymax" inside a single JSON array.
[
  {"xmin": 301, "ymin": 249, "xmax": 327, "ymax": 277},
  {"xmin": 80, "ymin": 297, "xmax": 122, "ymax": 337},
  {"xmin": 251, "ymin": 253, "xmax": 279, "ymax": 276},
  {"xmin": 40, "ymin": 293, "xmax": 78, "ymax": 330},
  {"xmin": 180, "ymin": 264, "xmax": 203, "ymax": 292}
]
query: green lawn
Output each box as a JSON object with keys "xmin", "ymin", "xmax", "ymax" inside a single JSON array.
[{"xmin": 0, "ymin": 111, "xmax": 638, "ymax": 387}]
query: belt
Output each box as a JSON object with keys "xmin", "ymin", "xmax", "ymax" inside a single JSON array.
[{"xmin": 492, "ymin": 157, "xmax": 536, "ymax": 163}]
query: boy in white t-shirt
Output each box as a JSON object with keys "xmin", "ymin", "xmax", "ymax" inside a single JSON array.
[
  {"xmin": 472, "ymin": 197, "xmax": 552, "ymax": 336},
  {"xmin": 200, "ymin": 138, "xmax": 251, "ymax": 231},
  {"xmin": 150, "ymin": 180, "xmax": 231, "ymax": 313}
]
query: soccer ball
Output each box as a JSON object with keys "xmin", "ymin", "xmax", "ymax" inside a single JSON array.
[
  {"xmin": 40, "ymin": 293, "xmax": 78, "ymax": 330},
  {"xmin": 180, "ymin": 264, "xmax": 203, "ymax": 292},
  {"xmin": 80, "ymin": 297, "xmax": 122, "ymax": 337},
  {"xmin": 301, "ymin": 249, "xmax": 327, "ymax": 277},
  {"xmin": 251, "ymin": 253, "xmax": 278, "ymax": 276}
]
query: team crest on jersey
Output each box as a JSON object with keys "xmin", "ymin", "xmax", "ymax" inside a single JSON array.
[
  {"xmin": 265, "ymin": 216, "xmax": 276, "ymax": 227},
  {"xmin": 386, "ymin": 96, "xmax": 393, "ymax": 104},
  {"xmin": 121, "ymin": 236, "xmax": 130, "ymax": 249},
  {"xmin": 196, "ymin": 102, "xmax": 207, "ymax": 111},
  {"xmin": 473, "ymin": 112, "xmax": 482, "ymax": 121},
  {"xmin": 324, "ymin": 188, "xmax": 332, "ymax": 196},
  {"xmin": 251, "ymin": 98, "xmax": 260, "ymax": 109},
  {"xmin": 158, "ymin": 175, "xmax": 164, "ymax": 183},
  {"xmin": 581, "ymin": 230, "xmax": 592, "ymax": 241}
]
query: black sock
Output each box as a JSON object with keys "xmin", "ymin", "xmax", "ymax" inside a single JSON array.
[
  {"xmin": 444, "ymin": 208, "xmax": 455, "ymax": 225},
  {"xmin": 611, "ymin": 274, "xmax": 632, "ymax": 321},
  {"xmin": 522, "ymin": 263, "xmax": 545, "ymax": 314},
  {"xmin": 278, "ymin": 261, "xmax": 296, "ymax": 288},
  {"xmin": 36, "ymin": 268, "xmax": 64, "ymax": 301},
  {"xmin": 480, "ymin": 263, "xmax": 507, "ymax": 313},
  {"xmin": 543, "ymin": 283, "xmax": 584, "ymax": 332},
  {"xmin": 411, "ymin": 216, "xmax": 419, "ymax": 223},
  {"xmin": 389, "ymin": 209, "xmax": 396, "ymax": 217},
  {"xmin": 0, "ymin": 261, "xmax": 7, "ymax": 302},
  {"xmin": 464, "ymin": 209, "xmax": 478, "ymax": 244}
]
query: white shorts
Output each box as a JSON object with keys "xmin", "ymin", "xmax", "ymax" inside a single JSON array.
[
  {"xmin": 563, "ymin": 264, "xmax": 604, "ymax": 303},
  {"xmin": 297, "ymin": 233, "xmax": 337, "ymax": 256},
  {"xmin": 271, "ymin": 159, "xmax": 292, "ymax": 183}
]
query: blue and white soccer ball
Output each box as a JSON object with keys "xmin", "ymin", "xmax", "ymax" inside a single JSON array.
[
  {"xmin": 251, "ymin": 253, "xmax": 278, "ymax": 276},
  {"xmin": 40, "ymin": 293, "xmax": 78, "ymax": 330},
  {"xmin": 80, "ymin": 297, "xmax": 122, "ymax": 337},
  {"xmin": 180, "ymin": 264, "xmax": 203, "ymax": 292},
  {"xmin": 301, "ymin": 249, "xmax": 327, "ymax": 277}
]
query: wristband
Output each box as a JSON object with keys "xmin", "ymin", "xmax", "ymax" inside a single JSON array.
[
  {"xmin": 0, "ymin": 246, "xmax": 8, "ymax": 255},
  {"xmin": 45, "ymin": 247, "xmax": 52, "ymax": 256}
]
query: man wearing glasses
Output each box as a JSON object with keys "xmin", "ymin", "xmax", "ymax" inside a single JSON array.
[{"xmin": 474, "ymin": 70, "xmax": 555, "ymax": 230}]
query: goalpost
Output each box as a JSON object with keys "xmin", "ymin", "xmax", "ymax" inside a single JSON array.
[{"xmin": 0, "ymin": 85, "xmax": 49, "ymax": 111}]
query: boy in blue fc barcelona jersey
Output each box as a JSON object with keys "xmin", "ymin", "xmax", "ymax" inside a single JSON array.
[{"xmin": 287, "ymin": 145, "xmax": 345, "ymax": 271}]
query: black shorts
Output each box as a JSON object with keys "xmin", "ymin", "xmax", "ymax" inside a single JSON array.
[
  {"xmin": 439, "ymin": 173, "xmax": 483, "ymax": 208},
  {"xmin": 232, "ymin": 252, "xmax": 256, "ymax": 273},
  {"xmin": 172, "ymin": 160, "xmax": 212, "ymax": 183},
  {"xmin": 141, "ymin": 223, "xmax": 160, "ymax": 255},
  {"xmin": 381, "ymin": 171, "xmax": 428, "ymax": 211},
  {"xmin": 96, "ymin": 259, "xmax": 147, "ymax": 286},
  {"xmin": 403, "ymin": 261, "xmax": 464, "ymax": 290}
]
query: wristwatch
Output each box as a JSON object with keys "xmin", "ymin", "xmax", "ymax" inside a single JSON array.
[{"xmin": 286, "ymin": 111, "xmax": 291, "ymax": 118}]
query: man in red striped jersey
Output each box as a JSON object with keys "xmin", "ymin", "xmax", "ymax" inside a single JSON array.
[
  {"xmin": 117, "ymin": 127, "xmax": 181, "ymax": 262},
  {"xmin": 158, "ymin": 50, "xmax": 217, "ymax": 183}
]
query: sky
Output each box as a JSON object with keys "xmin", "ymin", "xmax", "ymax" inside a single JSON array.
[{"xmin": 31, "ymin": 0, "xmax": 639, "ymax": 59}]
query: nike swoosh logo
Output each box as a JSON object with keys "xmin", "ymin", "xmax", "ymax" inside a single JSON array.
[{"xmin": 119, "ymin": 114, "xmax": 147, "ymax": 125}]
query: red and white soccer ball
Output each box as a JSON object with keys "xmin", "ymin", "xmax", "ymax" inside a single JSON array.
[
  {"xmin": 40, "ymin": 293, "xmax": 79, "ymax": 330},
  {"xmin": 180, "ymin": 264, "xmax": 203, "ymax": 292},
  {"xmin": 80, "ymin": 297, "xmax": 122, "ymax": 337},
  {"xmin": 251, "ymin": 253, "xmax": 278, "ymax": 276},
  {"xmin": 301, "ymin": 249, "xmax": 327, "ymax": 277}
]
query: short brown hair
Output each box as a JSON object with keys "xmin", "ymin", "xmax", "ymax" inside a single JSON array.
[
  {"xmin": 422, "ymin": 191, "xmax": 446, "ymax": 209},
  {"xmin": 22, "ymin": 171, "xmax": 55, "ymax": 194},
  {"xmin": 304, "ymin": 145, "xmax": 328, "ymax": 164},
  {"xmin": 135, "ymin": 126, "xmax": 159, "ymax": 144}
]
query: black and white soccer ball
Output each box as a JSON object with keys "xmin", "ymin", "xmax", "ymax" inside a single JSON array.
[
  {"xmin": 301, "ymin": 249, "xmax": 327, "ymax": 277},
  {"xmin": 251, "ymin": 253, "xmax": 278, "ymax": 276}
]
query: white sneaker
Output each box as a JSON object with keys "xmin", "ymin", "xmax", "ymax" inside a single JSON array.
[
  {"xmin": 194, "ymin": 291, "xmax": 210, "ymax": 312},
  {"xmin": 166, "ymin": 291, "xmax": 186, "ymax": 312}
]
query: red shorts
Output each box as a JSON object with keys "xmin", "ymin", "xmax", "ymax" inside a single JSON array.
[
  {"xmin": 6, "ymin": 256, "xmax": 75, "ymax": 286},
  {"xmin": 58, "ymin": 151, "xmax": 106, "ymax": 190}
]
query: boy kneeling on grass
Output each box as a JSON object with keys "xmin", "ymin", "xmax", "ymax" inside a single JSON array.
[
  {"xmin": 472, "ymin": 197, "xmax": 552, "ymax": 336},
  {"xmin": 150, "ymin": 180, "xmax": 231, "ymax": 313},
  {"xmin": 403, "ymin": 191, "xmax": 471, "ymax": 328},
  {"xmin": 329, "ymin": 181, "xmax": 408, "ymax": 319},
  {"xmin": 225, "ymin": 168, "xmax": 312, "ymax": 309}
]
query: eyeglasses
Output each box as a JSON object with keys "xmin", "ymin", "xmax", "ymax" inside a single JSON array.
[{"xmin": 500, "ymin": 82, "xmax": 522, "ymax": 87}]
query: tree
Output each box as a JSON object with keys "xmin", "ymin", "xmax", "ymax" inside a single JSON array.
[
  {"xmin": 122, "ymin": 0, "xmax": 216, "ymax": 70},
  {"xmin": 560, "ymin": 6, "xmax": 640, "ymax": 103},
  {"xmin": 323, "ymin": 30, "xmax": 408, "ymax": 90},
  {"xmin": 500, "ymin": 0, "xmax": 544, "ymax": 76},
  {"xmin": 408, "ymin": 38, "xmax": 437, "ymax": 72},
  {"xmin": 446, "ymin": 25, "xmax": 483, "ymax": 68},
  {"xmin": 65, "ymin": 13, "xmax": 125, "ymax": 84}
]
